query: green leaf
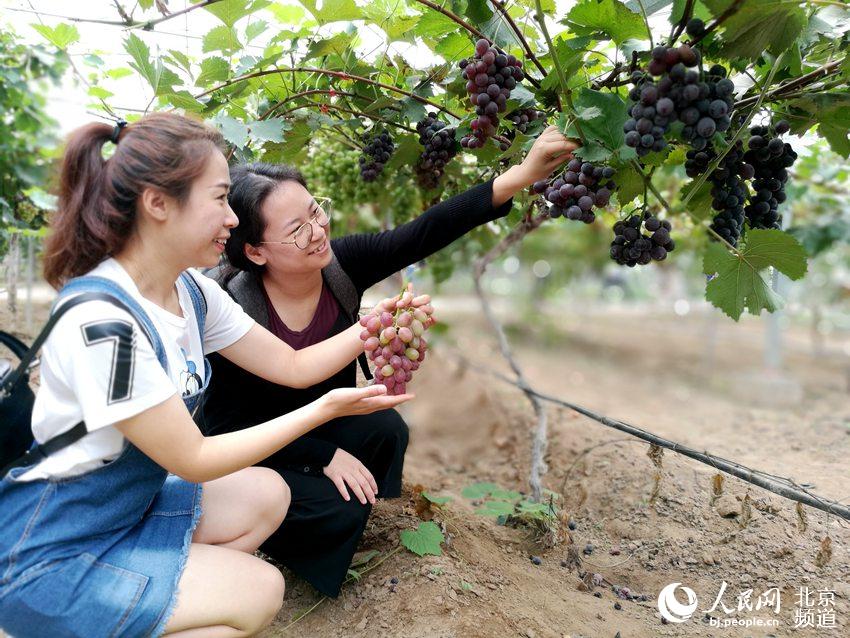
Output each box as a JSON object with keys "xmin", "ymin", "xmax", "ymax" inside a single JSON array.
[
  {"xmin": 568, "ymin": 88, "xmax": 629, "ymax": 162},
  {"xmin": 562, "ymin": 0, "xmax": 647, "ymax": 44},
  {"xmin": 106, "ymin": 67, "xmax": 134, "ymax": 80},
  {"xmin": 164, "ymin": 90, "xmax": 206, "ymax": 113},
  {"xmin": 204, "ymin": 0, "xmax": 252, "ymax": 27},
  {"xmin": 299, "ymin": 0, "xmax": 363, "ymax": 24},
  {"xmin": 435, "ymin": 33, "xmax": 470, "ymax": 60},
  {"xmin": 385, "ymin": 134, "xmax": 422, "ymax": 171},
  {"xmin": 304, "ymin": 32, "xmax": 354, "ymax": 61},
  {"xmin": 614, "ymin": 164, "xmax": 644, "ymax": 205},
  {"xmin": 461, "ymin": 481, "xmax": 500, "ymax": 499},
  {"xmin": 124, "ymin": 33, "xmax": 159, "ymax": 92},
  {"xmin": 422, "ymin": 492, "xmax": 453, "ymax": 505},
  {"xmin": 87, "ymin": 86, "xmax": 113, "ymax": 100},
  {"xmin": 31, "ymin": 23, "xmax": 79, "ymax": 49},
  {"xmin": 215, "ymin": 114, "xmax": 250, "ymax": 148},
  {"xmin": 413, "ymin": 10, "xmax": 458, "ymax": 39},
  {"xmin": 245, "ymin": 20, "xmax": 268, "ymax": 42},
  {"xmin": 715, "ymin": 0, "xmax": 807, "ymax": 60},
  {"xmin": 464, "ymin": 0, "xmax": 494, "ymax": 24},
  {"xmin": 268, "ymin": 4, "xmax": 306, "ymax": 24},
  {"xmin": 400, "ymin": 521, "xmax": 444, "ymax": 556},
  {"xmin": 475, "ymin": 500, "xmax": 516, "ymax": 517},
  {"xmin": 702, "ymin": 229, "xmax": 807, "ymax": 321},
  {"xmin": 197, "ymin": 57, "xmax": 230, "ymax": 86},
  {"xmin": 203, "ymin": 25, "xmax": 243, "ymax": 54},
  {"xmin": 248, "ymin": 118, "xmax": 285, "ymax": 143}
]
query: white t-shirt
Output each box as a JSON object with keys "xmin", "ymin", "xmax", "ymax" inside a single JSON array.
[{"xmin": 19, "ymin": 258, "xmax": 255, "ymax": 481}]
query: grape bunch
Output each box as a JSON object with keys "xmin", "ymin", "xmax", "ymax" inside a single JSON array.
[
  {"xmin": 507, "ymin": 108, "xmax": 543, "ymax": 134},
  {"xmin": 531, "ymin": 158, "xmax": 615, "ymax": 223},
  {"xmin": 414, "ymin": 113, "xmax": 460, "ymax": 189},
  {"xmin": 458, "ymin": 38, "xmax": 525, "ymax": 149},
  {"xmin": 624, "ymin": 44, "xmax": 734, "ymax": 154},
  {"xmin": 358, "ymin": 130, "xmax": 394, "ymax": 182},
  {"xmin": 685, "ymin": 142, "xmax": 752, "ymax": 246},
  {"xmin": 610, "ymin": 213, "xmax": 675, "ymax": 266},
  {"xmin": 359, "ymin": 284, "xmax": 436, "ymax": 396},
  {"xmin": 743, "ymin": 120, "xmax": 797, "ymax": 230}
]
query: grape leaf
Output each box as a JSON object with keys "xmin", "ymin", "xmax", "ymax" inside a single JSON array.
[
  {"xmin": 702, "ymin": 229, "xmax": 808, "ymax": 321},
  {"xmin": 400, "ymin": 521, "xmax": 444, "ymax": 556},
  {"xmin": 422, "ymin": 492, "xmax": 453, "ymax": 505},
  {"xmin": 461, "ymin": 481, "xmax": 500, "ymax": 499},
  {"xmin": 249, "ymin": 118, "xmax": 286, "ymax": 143},
  {"xmin": 202, "ymin": 26, "xmax": 242, "ymax": 54},
  {"xmin": 163, "ymin": 91, "xmax": 206, "ymax": 113},
  {"xmin": 214, "ymin": 115, "xmax": 250, "ymax": 148},
  {"xmin": 566, "ymin": 88, "xmax": 629, "ymax": 162},
  {"xmin": 385, "ymin": 134, "xmax": 421, "ymax": 171},
  {"xmin": 204, "ymin": 0, "xmax": 252, "ymax": 27},
  {"xmin": 475, "ymin": 500, "xmax": 516, "ymax": 517},
  {"xmin": 562, "ymin": 0, "xmax": 647, "ymax": 45},
  {"xmin": 705, "ymin": 0, "xmax": 807, "ymax": 60},
  {"xmin": 299, "ymin": 0, "xmax": 363, "ymax": 24},
  {"xmin": 31, "ymin": 23, "xmax": 79, "ymax": 49},
  {"xmin": 304, "ymin": 33, "xmax": 354, "ymax": 61},
  {"xmin": 614, "ymin": 164, "xmax": 644, "ymax": 205},
  {"xmin": 197, "ymin": 57, "xmax": 230, "ymax": 86}
]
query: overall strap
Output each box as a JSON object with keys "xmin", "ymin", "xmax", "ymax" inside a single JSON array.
[
  {"xmin": 0, "ymin": 291, "xmax": 164, "ymax": 476},
  {"xmin": 178, "ymin": 271, "xmax": 208, "ymax": 337}
]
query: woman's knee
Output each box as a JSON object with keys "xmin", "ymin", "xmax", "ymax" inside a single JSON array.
[
  {"xmin": 261, "ymin": 469, "xmax": 290, "ymax": 527},
  {"xmin": 254, "ymin": 560, "xmax": 286, "ymax": 626},
  {"xmin": 373, "ymin": 410, "xmax": 409, "ymax": 449}
]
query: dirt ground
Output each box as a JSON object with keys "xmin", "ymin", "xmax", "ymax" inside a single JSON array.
[
  {"xmin": 3, "ymin": 298, "xmax": 849, "ymax": 638},
  {"xmin": 262, "ymin": 303, "xmax": 850, "ymax": 638}
]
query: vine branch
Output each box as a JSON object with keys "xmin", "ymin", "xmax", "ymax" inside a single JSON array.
[
  {"xmin": 194, "ymin": 67, "xmax": 460, "ymax": 119},
  {"xmin": 489, "ymin": 0, "xmax": 546, "ymax": 86},
  {"xmin": 456, "ymin": 356, "xmax": 850, "ymax": 522}
]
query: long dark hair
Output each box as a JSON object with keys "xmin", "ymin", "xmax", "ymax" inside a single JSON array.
[
  {"xmin": 43, "ymin": 113, "xmax": 224, "ymax": 289},
  {"xmin": 224, "ymin": 163, "xmax": 307, "ymax": 278}
]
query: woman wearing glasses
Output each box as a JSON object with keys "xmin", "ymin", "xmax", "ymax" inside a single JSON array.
[{"xmin": 202, "ymin": 126, "xmax": 577, "ymax": 597}]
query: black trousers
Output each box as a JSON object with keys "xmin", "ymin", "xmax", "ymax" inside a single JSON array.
[{"xmin": 257, "ymin": 409, "xmax": 409, "ymax": 597}]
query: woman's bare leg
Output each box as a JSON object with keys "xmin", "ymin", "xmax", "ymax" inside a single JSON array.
[
  {"xmin": 163, "ymin": 467, "xmax": 290, "ymax": 636},
  {"xmin": 192, "ymin": 466, "xmax": 290, "ymax": 551},
  {"xmin": 162, "ymin": 544, "xmax": 285, "ymax": 637}
]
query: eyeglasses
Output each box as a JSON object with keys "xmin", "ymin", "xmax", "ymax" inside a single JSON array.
[{"xmin": 258, "ymin": 197, "xmax": 332, "ymax": 250}]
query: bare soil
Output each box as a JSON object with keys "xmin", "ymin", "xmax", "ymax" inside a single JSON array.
[
  {"xmin": 264, "ymin": 305, "xmax": 850, "ymax": 638},
  {"xmin": 4, "ymin": 299, "xmax": 849, "ymax": 638}
]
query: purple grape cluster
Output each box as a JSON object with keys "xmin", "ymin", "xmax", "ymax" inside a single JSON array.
[
  {"xmin": 507, "ymin": 108, "xmax": 543, "ymax": 133},
  {"xmin": 743, "ymin": 120, "xmax": 797, "ymax": 230},
  {"xmin": 610, "ymin": 213, "xmax": 675, "ymax": 266},
  {"xmin": 458, "ymin": 38, "xmax": 525, "ymax": 149},
  {"xmin": 414, "ymin": 113, "xmax": 459, "ymax": 189},
  {"xmin": 624, "ymin": 45, "xmax": 734, "ymax": 155},
  {"xmin": 359, "ymin": 130, "xmax": 394, "ymax": 182},
  {"xmin": 531, "ymin": 158, "xmax": 615, "ymax": 223},
  {"xmin": 686, "ymin": 142, "xmax": 751, "ymax": 246}
]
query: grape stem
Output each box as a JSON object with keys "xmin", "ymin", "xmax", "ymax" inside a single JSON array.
[
  {"xmin": 489, "ymin": 0, "xmax": 547, "ymax": 86},
  {"xmin": 533, "ymin": 0, "xmax": 587, "ymax": 145},
  {"xmin": 194, "ymin": 67, "xmax": 461, "ymax": 119},
  {"xmin": 668, "ymin": 0, "xmax": 696, "ymax": 46},
  {"xmin": 635, "ymin": 0, "xmax": 654, "ymax": 49},
  {"xmin": 279, "ymin": 101, "xmax": 417, "ymax": 133},
  {"xmin": 687, "ymin": 0, "xmax": 745, "ymax": 48}
]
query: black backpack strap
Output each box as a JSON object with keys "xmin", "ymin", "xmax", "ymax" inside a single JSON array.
[
  {"xmin": 321, "ymin": 254, "xmax": 373, "ymax": 380},
  {"xmin": 1, "ymin": 292, "xmax": 159, "ymax": 476},
  {"xmin": 1, "ymin": 422, "xmax": 88, "ymax": 476}
]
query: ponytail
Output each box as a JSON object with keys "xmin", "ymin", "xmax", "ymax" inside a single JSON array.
[{"xmin": 43, "ymin": 113, "xmax": 224, "ymax": 289}]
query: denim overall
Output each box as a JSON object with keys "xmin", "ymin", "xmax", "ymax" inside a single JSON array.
[{"xmin": 0, "ymin": 272, "xmax": 210, "ymax": 638}]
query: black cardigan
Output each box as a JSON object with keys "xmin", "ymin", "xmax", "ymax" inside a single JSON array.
[{"xmin": 202, "ymin": 179, "xmax": 512, "ymax": 474}]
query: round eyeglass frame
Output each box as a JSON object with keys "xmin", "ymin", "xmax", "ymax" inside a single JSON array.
[{"xmin": 258, "ymin": 197, "xmax": 332, "ymax": 250}]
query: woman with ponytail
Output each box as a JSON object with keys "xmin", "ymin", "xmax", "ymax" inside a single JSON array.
[{"xmin": 0, "ymin": 112, "xmax": 411, "ymax": 638}]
